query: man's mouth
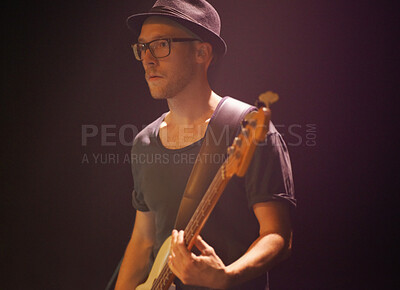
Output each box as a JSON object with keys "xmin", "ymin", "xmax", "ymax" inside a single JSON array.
[{"xmin": 146, "ymin": 73, "xmax": 163, "ymax": 81}]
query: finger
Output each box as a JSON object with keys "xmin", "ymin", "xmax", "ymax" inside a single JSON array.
[
  {"xmin": 171, "ymin": 230, "xmax": 178, "ymax": 247},
  {"xmin": 170, "ymin": 230, "xmax": 179, "ymax": 258},
  {"xmin": 171, "ymin": 229, "xmax": 178, "ymax": 242},
  {"xmin": 175, "ymin": 231, "xmax": 191, "ymax": 259},
  {"xmin": 195, "ymin": 235, "xmax": 213, "ymax": 255},
  {"xmin": 169, "ymin": 248, "xmax": 176, "ymax": 259},
  {"xmin": 177, "ymin": 230, "xmax": 185, "ymax": 244},
  {"xmin": 168, "ymin": 255, "xmax": 177, "ymax": 274}
]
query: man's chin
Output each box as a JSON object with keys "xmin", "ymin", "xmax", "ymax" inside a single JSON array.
[
  {"xmin": 148, "ymin": 86, "xmax": 170, "ymax": 100},
  {"xmin": 151, "ymin": 94, "xmax": 167, "ymax": 100},
  {"xmin": 149, "ymin": 89, "xmax": 168, "ymax": 100}
]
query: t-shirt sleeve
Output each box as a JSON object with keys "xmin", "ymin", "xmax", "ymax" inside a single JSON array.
[
  {"xmin": 245, "ymin": 129, "xmax": 296, "ymax": 209},
  {"xmin": 131, "ymin": 188, "xmax": 150, "ymax": 212},
  {"xmin": 130, "ymin": 145, "xmax": 150, "ymax": 212}
]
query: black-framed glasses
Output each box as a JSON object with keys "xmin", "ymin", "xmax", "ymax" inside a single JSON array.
[{"xmin": 131, "ymin": 38, "xmax": 200, "ymax": 61}]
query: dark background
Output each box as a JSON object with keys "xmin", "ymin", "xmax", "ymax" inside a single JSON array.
[{"xmin": 2, "ymin": 0, "xmax": 398, "ymax": 289}]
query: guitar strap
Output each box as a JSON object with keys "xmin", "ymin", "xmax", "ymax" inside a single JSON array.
[{"xmin": 174, "ymin": 97, "xmax": 255, "ymax": 230}]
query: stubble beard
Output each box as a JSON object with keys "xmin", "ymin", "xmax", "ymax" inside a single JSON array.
[{"xmin": 146, "ymin": 58, "xmax": 196, "ymax": 100}]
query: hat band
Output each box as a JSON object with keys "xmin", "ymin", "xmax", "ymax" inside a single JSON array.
[{"xmin": 150, "ymin": 6, "xmax": 200, "ymax": 26}]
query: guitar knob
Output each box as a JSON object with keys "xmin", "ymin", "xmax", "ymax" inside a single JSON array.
[{"xmin": 227, "ymin": 146, "xmax": 235, "ymax": 155}]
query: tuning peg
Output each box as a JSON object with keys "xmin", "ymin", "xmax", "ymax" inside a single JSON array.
[
  {"xmin": 227, "ymin": 145, "xmax": 235, "ymax": 155},
  {"xmin": 241, "ymin": 127, "xmax": 249, "ymax": 137},
  {"xmin": 233, "ymin": 137, "xmax": 242, "ymax": 147}
]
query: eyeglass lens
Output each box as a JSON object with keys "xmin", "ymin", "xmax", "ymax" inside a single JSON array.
[{"xmin": 133, "ymin": 39, "xmax": 170, "ymax": 61}]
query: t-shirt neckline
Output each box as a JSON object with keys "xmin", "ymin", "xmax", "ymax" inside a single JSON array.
[{"xmin": 154, "ymin": 96, "xmax": 230, "ymax": 152}]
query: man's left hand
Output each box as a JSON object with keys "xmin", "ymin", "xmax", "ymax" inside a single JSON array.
[{"xmin": 168, "ymin": 230, "xmax": 228, "ymax": 288}]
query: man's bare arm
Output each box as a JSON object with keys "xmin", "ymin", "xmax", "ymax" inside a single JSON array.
[
  {"xmin": 223, "ymin": 201, "xmax": 292, "ymax": 287},
  {"xmin": 115, "ymin": 210, "xmax": 156, "ymax": 290}
]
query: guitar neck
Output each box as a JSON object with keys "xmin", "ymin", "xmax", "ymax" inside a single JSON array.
[{"xmin": 183, "ymin": 162, "xmax": 232, "ymax": 249}]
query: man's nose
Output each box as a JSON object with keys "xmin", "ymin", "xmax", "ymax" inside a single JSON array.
[{"xmin": 142, "ymin": 48, "xmax": 157, "ymax": 66}]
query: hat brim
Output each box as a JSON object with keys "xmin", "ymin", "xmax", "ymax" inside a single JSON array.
[{"xmin": 126, "ymin": 12, "xmax": 227, "ymax": 57}]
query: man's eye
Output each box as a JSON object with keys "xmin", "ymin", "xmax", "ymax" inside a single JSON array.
[{"xmin": 154, "ymin": 41, "xmax": 168, "ymax": 49}]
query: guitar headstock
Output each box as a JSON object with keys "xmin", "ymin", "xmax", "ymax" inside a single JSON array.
[
  {"xmin": 225, "ymin": 92, "xmax": 277, "ymax": 177},
  {"xmin": 257, "ymin": 91, "xmax": 279, "ymax": 108}
]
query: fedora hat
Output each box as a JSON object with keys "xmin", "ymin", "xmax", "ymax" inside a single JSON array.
[{"xmin": 126, "ymin": 0, "xmax": 227, "ymax": 57}]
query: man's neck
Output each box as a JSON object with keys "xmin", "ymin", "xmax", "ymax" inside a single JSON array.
[{"xmin": 165, "ymin": 82, "xmax": 221, "ymax": 126}]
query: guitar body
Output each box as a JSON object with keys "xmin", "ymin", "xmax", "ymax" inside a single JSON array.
[{"xmin": 136, "ymin": 237, "xmax": 175, "ymax": 290}]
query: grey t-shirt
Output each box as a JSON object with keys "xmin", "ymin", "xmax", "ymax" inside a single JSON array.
[{"xmin": 130, "ymin": 97, "xmax": 296, "ymax": 289}]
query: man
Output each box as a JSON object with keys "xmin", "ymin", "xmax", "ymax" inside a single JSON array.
[{"xmin": 115, "ymin": 0, "xmax": 296, "ymax": 289}]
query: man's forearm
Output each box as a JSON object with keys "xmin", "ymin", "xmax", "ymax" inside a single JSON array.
[
  {"xmin": 223, "ymin": 232, "xmax": 290, "ymax": 288},
  {"xmin": 115, "ymin": 238, "xmax": 153, "ymax": 290}
]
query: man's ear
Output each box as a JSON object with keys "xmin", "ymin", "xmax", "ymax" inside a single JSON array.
[
  {"xmin": 196, "ymin": 42, "xmax": 213, "ymax": 64},
  {"xmin": 199, "ymin": 48, "xmax": 205, "ymax": 56}
]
